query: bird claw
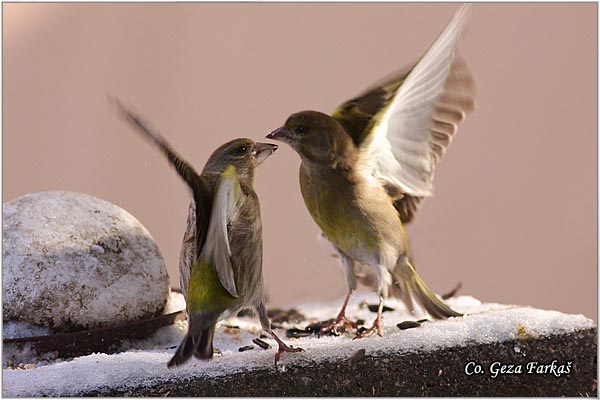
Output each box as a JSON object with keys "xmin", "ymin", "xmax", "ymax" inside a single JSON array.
[
  {"xmin": 319, "ymin": 316, "xmax": 357, "ymax": 336},
  {"xmin": 274, "ymin": 343, "xmax": 304, "ymax": 365},
  {"xmin": 353, "ymin": 322, "xmax": 382, "ymax": 340}
]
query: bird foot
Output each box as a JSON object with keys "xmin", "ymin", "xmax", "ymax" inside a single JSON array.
[
  {"xmin": 353, "ymin": 320, "xmax": 383, "ymax": 339},
  {"xmin": 319, "ymin": 316, "xmax": 358, "ymax": 336},
  {"xmin": 274, "ymin": 342, "xmax": 304, "ymax": 365}
]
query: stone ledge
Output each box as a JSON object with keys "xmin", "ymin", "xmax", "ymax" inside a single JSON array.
[
  {"xmin": 3, "ymin": 295, "xmax": 596, "ymax": 397},
  {"xmin": 88, "ymin": 328, "xmax": 596, "ymax": 397}
]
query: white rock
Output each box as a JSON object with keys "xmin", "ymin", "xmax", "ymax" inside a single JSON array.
[{"xmin": 3, "ymin": 191, "xmax": 170, "ymax": 332}]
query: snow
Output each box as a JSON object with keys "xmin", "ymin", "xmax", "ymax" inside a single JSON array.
[
  {"xmin": 3, "ymin": 291, "xmax": 188, "ymax": 368},
  {"xmin": 3, "ymin": 322, "xmax": 52, "ymax": 340},
  {"xmin": 2, "ymin": 292, "xmax": 594, "ymax": 397}
]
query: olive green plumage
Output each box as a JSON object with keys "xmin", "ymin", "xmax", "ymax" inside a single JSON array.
[
  {"xmin": 268, "ymin": 5, "xmax": 475, "ymax": 336},
  {"xmin": 113, "ymin": 99, "xmax": 301, "ymax": 366},
  {"xmin": 187, "ymin": 258, "xmax": 236, "ymax": 313}
]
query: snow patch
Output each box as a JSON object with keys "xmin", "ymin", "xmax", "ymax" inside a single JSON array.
[{"xmin": 3, "ymin": 293, "xmax": 594, "ymax": 397}]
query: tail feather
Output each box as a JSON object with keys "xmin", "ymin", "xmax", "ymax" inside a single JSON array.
[
  {"xmin": 167, "ymin": 311, "xmax": 220, "ymax": 368},
  {"xmin": 167, "ymin": 333, "xmax": 195, "ymax": 368},
  {"xmin": 193, "ymin": 324, "xmax": 216, "ymax": 360},
  {"xmin": 392, "ymin": 255, "xmax": 462, "ymax": 319}
]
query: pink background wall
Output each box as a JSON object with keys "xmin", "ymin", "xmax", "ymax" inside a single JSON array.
[{"xmin": 4, "ymin": 3, "xmax": 597, "ymax": 320}]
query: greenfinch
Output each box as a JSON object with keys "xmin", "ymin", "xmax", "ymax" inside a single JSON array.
[
  {"xmin": 267, "ymin": 5, "xmax": 475, "ymax": 337},
  {"xmin": 113, "ymin": 100, "xmax": 303, "ymax": 365}
]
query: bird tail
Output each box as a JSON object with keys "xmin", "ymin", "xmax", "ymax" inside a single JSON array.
[
  {"xmin": 391, "ymin": 255, "xmax": 462, "ymax": 319},
  {"xmin": 167, "ymin": 311, "xmax": 220, "ymax": 368}
]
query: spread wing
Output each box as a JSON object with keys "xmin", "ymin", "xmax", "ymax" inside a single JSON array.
[
  {"xmin": 333, "ymin": 5, "xmax": 475, "ymax": 222},
  {"xmin": 111, "ymin": 98, "xmax": 213, "ymax": 292},
  {"xmin": 357, "ymin": 4, "xmax": 474, "ymax": 196},
  {"xmin": 202, "ymin": 165, "xmax": 243, "ymax": 298},
  {"xmin": 111, "ymin": 98, "xmax": 213, "ymax": 256},
  {"xmin": 332, "ymin": 65, "xmax": 412, "ymax": 147}
]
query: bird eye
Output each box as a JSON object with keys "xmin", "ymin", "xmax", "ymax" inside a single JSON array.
[
  {"xmin": 237, "ymin": 146, "xmax": 247, "ymax": 154},
  {"xmin": 297, "ymin": 125, "xmax": 309, "ymax": 135}
]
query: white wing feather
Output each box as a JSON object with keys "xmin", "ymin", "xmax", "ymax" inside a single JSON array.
[
  {"xmin": 203, "ymin": 165, "xmax": 242, "ymax": 298},
  {"xmin": 358, "ymin": 4, "xmax": 472, "ymax": 196}
]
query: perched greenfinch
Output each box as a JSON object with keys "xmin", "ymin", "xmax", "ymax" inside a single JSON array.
[
  {"xmin": 267, "ymin": 5, "xmax": 475, "ymax": 337},
  {"xmin": 112, "ymin": 100, "xmax": 303, "ymax": 366}
]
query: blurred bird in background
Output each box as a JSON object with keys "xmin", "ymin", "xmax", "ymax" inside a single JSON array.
[
  {"xmin": 113, "ymin": 99, "xmax": 303, "ymax": 365},
  {"xmin": 267, "ymin": 4, "xmax": 475, "ymax": 337}
]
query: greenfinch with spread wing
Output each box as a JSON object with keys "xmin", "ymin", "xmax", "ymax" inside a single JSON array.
[
  {"xmin": 267, "ymin": 5, "xmax": 475, "ymax": 337},
  {"xmin": 113, "ymin": 100, "xmax": 302, "ymax": 365}
]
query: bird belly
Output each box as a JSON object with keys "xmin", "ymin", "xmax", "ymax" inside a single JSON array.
[
  {"xmin": 228, "ymin": 214, "xmax": 264, "ymax": 312},
  {"xmin": 300, "ymin": 171, "xmax": 381, "ymax": 264}
]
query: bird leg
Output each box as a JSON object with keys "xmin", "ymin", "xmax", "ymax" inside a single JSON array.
[
  {"xmin": 319, "ymin": 290, "xmax": 358, "ymax": 335},
  {"xmin": 267, "ymin": 330, "xmax": 304, "ymax": 365},
  {"xmin": 255, "ymin": 300, "xmax": 303, "ymax": 365},
  {"xmin": 354, "ymin": 295, "xmax": 384, "ymax": 339}
]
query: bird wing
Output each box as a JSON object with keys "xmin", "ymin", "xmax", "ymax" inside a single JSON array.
[
  {"xmin": 111, "ymin": 98, "xmax": 213, "ymax": 293},
  {"xmin": 178, "ymin": 201, "xmax": 198, "ymax": 299},
  {"xmin": 332, "ymin": 66, "xmax": 412, "ymax": 146},
  {"xmin": 202, "ymin": 165, "xmax": 243, "ymax": 298},
  {"xmin": 337, "ymin": 5, "xmax": 475, "ymax": 202}
]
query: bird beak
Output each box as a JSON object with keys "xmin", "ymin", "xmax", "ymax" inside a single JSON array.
[
  {"xmin": 266, "ymin": 127, "xmax": 294, "ymax": 145},
  {"xmin": 252, "ymin": 142, "xmax": 278, "ymax": 165}
]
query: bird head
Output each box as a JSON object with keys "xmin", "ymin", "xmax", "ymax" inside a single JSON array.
[
  {"xmin": 203, "ymin": 138, "xmax": 278, "ymax": 181},
  {"xmin": 267, "ymin": 111, "xmax": 354, "ymax": 168}
]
